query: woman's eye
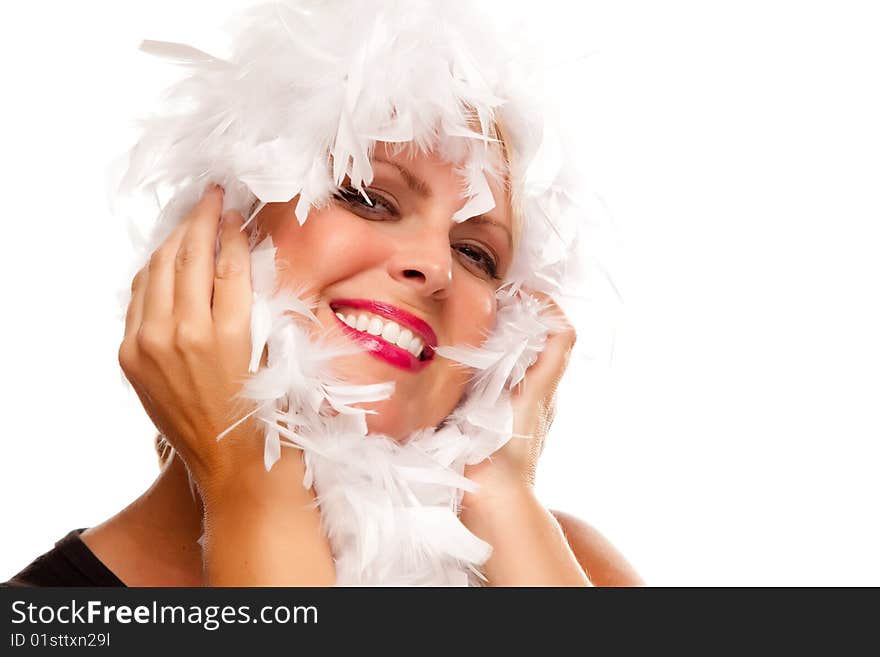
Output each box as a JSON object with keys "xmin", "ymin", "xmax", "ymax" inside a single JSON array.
[
  {"xmin": 334, "ymin": 187, "xmax": 499, "ymax": 280},
  {"xmin": 333, "ymin": 186, "xmax": 397, "ymax": 217},
  {"xmin": 455, "ymin": 243, "xmax": 499, "ymax": 279}
]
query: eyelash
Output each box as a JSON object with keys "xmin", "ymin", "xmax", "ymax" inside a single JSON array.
[
  {"xmin": 333, "ymin": 186, "xmax": 396, "ymax": 215},
  {"xmin": 332, "ymin": 185, "xmax": 500, "ymax": 280}
]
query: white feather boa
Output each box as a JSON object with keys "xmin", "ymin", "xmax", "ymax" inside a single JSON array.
[
  {"xmin": 119, "ymin": 0, "xmax": 598, "ymax": 585},
  {"xmin": 231, "ymin": 236, "xmax": 566, "ymax": 585}
]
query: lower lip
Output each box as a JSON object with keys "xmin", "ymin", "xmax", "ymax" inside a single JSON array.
[{"xmin": 332, "ymin": 313, "xmax": 431, "ymax": 372}]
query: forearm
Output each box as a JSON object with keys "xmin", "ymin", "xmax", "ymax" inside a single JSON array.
[
  {"xmin": 200, "ymin": 455, "xmax": 336, "ymax": 586},
  {"xmin": 461, "ymin": 484, "xmax": 591, "ymax": 587}
]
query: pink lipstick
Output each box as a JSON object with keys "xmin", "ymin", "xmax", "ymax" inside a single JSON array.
[{"xmin": 329, "ymin": 299, "xmax": 437, "ymax": 373}]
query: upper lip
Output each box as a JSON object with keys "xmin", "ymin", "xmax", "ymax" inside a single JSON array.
[{"xmin": 329, "ymin": 298, "xmax": 438, "ymax": 349}]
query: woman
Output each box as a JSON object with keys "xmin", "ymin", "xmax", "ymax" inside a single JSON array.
[{"xmin": 4, "ymin": 0, "xmax": 641, "ymax": 586}]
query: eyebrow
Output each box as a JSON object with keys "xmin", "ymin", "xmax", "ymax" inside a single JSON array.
[
  {"xmin": 373, "ymin": 156, "xmax": 433, "ymax": 199},
  {"xmin": 467, "ymin": 216, "xmax": 513, "ymax": 248},
  {"xmin": 373, "ymin": 156, "xmax": 512, "ymax": 247}
]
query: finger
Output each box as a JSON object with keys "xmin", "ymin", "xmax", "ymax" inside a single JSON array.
[
  {"xmin": 514, "ymin": 295, "xmax": 576, "ymax": 399},
  {"xmin": 521, "ymin": 287, "xmax": 568, "ymax": 328},
  {"xmin": 173, "ymin": 184, "xmax": 225, "ymax": 324},
  {"xmin": 517, "ymin": 326, "xmax": 576, "ymax": 399},
  {"xmin": 124, "ymin": 265, "xmax": 149, "ymax": 338},
  {"xmin": 142, "ymin": 221, "xmax": 188, "ymax": 323},
  {"xmin": 212, "ymin": 210, "xmax": 253, "ymax": 330}
]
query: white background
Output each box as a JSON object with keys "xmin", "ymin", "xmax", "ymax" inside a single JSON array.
[{"xmin": 1, "ymin": 1, "xmax": 878, "ymax": 585}]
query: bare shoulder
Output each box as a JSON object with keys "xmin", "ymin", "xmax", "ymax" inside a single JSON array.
[{"xmin": 550, "ymin": 510, "xmax": 645, "ymax": 587}]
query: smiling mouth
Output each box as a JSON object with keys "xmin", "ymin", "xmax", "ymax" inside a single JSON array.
[{"xmin": 329, "ymin": 299, "xmax": 436, "ymax": 371}]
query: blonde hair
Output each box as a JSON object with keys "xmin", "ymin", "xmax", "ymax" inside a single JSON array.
[{"xmin": 490, "ymin": 115, "xmax": 524, "ymax": 254}]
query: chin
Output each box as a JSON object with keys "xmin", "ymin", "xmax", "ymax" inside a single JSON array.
[
  {"xmin": 327, "ymin": 352, "xmax": 461, "ymax": 440},
  {"xmin": 360, "ymin": 391, "xmax": 463, "ymax": 440},
  {"xmin": 361, "ymin": 402, "xmax": 415, "ymax": 442},
  {"xmin": 359, "ymin": 398, "xmax": 421, "ymax": 441}
]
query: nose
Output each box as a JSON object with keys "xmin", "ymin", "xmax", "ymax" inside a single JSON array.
[{"xmin": 387, "ymin": 239, "xmax": 453, "ymax": 300}]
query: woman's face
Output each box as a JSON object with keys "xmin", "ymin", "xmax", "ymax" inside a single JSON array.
[{"xmin": 255, "ymin": 142, "xmax": 513, "ymax": 440}]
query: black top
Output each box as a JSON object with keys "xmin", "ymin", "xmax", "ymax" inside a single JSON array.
[{"xmin": 2, "ymin": 529, "xmax": 126, "ymax": 587}]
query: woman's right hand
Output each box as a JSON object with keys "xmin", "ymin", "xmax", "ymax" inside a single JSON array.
[
  {"xmin": 118, "ymin": 185, "xmax": 264, "ymax": 499},
  {"xmin": 119, "ymin": 186, "xmax": 335, "ymax": 585}
]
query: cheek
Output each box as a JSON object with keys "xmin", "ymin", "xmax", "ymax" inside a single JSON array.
[
  {"xmin": 268, "ymin": 208, "xmax": 386, "ymax": 294},
  {"xmin": 446, "ymin": 279, "xmax": 497, "ymax": 346},
  {"xmin": 419, "ymin": 279, "xmax": 496, "ymax": 420}
]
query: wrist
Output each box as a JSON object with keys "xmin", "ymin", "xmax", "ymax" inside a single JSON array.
[
  {"xmin": 199, "ymin": 451, "xmax": 335, "ymax": 587},
  {"xmin": 460, "ymin": 473, "xmax": 536, "ymax": 527},
  {"xmin": 458, "ymin": 480, "xmax": 590, "ymax": 587},
  {"xmin": 201, "ymin": 450, "xmax": 313, "ymax": 514}
]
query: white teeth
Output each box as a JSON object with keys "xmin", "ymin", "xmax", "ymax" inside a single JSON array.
[
  {"xmin": 408, "ymin": 337, "xmax": 424, "ymax": 357},
  {"xmin": 367, "ymin": 317, "xmax": 383, "ymax": 335},
  {"xmin": 335, "ymin": 307, "xmax": 428, "ymax": 358},
  {"xmin": 395, "ymin": 328, "xmax": 413, "ymax": 349},
  {"xmin": 381, "ymin": 322, "xmax": 401, "ymax": 342}
]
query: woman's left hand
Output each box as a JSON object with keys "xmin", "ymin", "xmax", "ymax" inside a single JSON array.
[
  {"xmin": 459, "ymin": 297, "xmax": 589, "ymax": 585},
  {"xmin": 463, "ymin": 294, "xmax": 577, "ymax": 498}
]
